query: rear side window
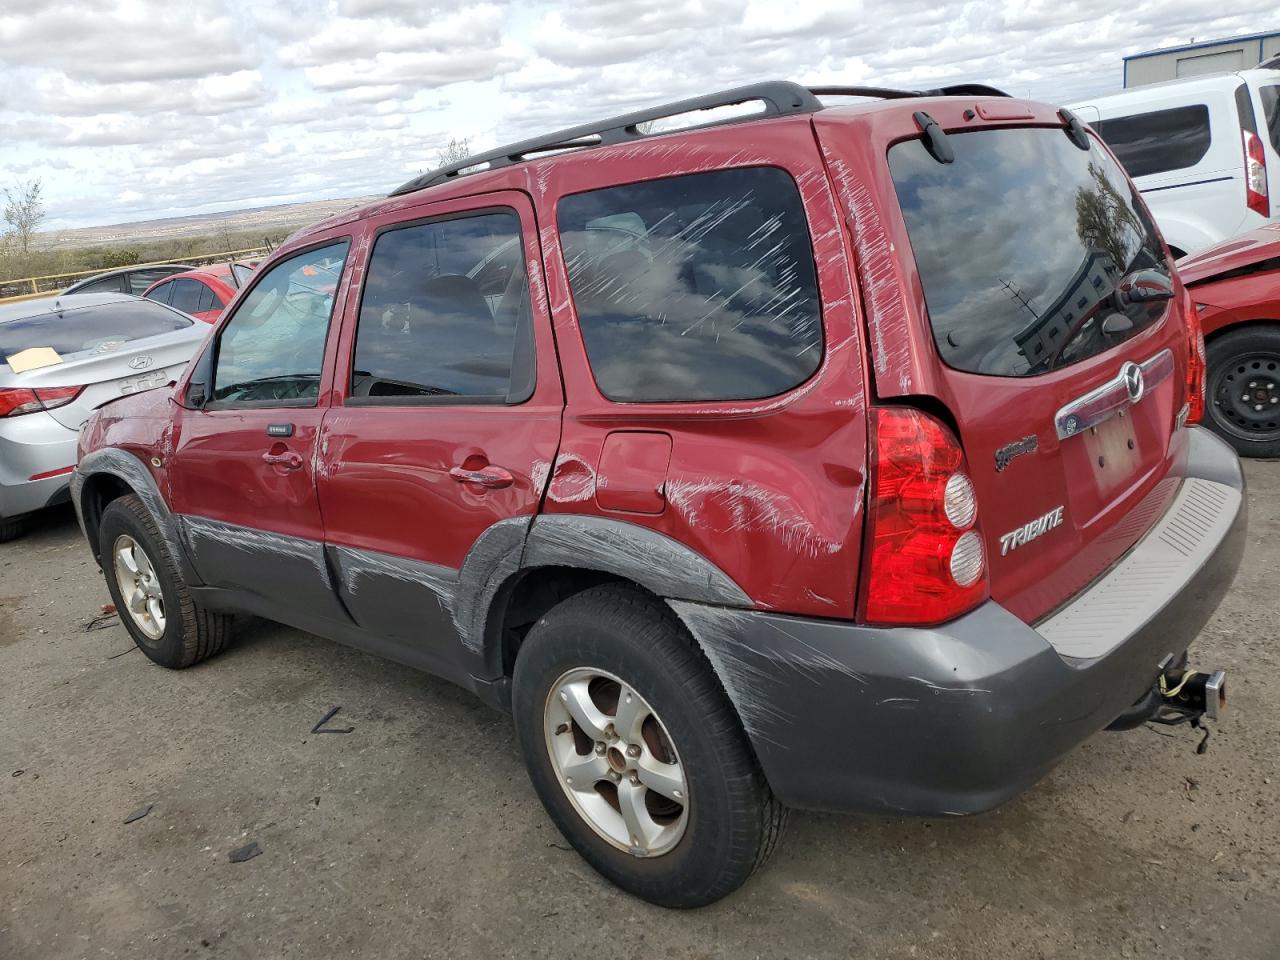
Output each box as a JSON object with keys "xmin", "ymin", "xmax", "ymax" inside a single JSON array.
[
  {"xmin": 1093, "ymin": 105, "xmax": 1211, "ymax": 178},
  {"xmin": 167, "ymin": 278, "xmax": 204, "ymax": 315},
  {"xmin": 890, "ymin": 127, "xmax": 1170, "ymax": 378},
  {"xmin": 558, "ymin": 167, "xmax": 822, "ymax": 402},
  {"xmin": 70, "ymin": 276, "xmax": 125, "ymax": 295},
  {"xmin": 144, "ymin": 281, "xmax": 174, "ymax": 305},
  {"xmin": 1256, "ymin": 85, "xmax": 1280, "ymax": 151},
  {"xmin": 0, "ymin": 301, "xmax": 191, "ymax": 360},
  {"xmin": 350, "ymin": 211, "xmax": 533, "ymax": 403}
]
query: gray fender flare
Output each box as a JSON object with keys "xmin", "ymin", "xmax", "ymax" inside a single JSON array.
[
  {"xmin": 457, "ymin": 513, "xmax": 752, "ymax": 678},
  {"xmin": 73, "ymin": 448, "xmax": 197, "ymax": 583}
]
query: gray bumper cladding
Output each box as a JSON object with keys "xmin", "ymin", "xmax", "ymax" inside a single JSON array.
[{"xmin": 669, "ymin": 427, "xmax": 1247, "ymax": 816}]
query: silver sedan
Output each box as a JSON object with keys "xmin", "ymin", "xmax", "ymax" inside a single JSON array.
[{"xmin": 0, "ymin": 292, "xmax": 211, "ymax": 542}]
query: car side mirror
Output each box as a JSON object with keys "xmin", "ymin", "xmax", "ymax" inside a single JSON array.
[{"xmin": 183, "ymin": 348, "xmax": 214, "ymax": 409}]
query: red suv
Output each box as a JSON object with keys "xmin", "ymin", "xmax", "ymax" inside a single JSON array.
[{"xmin": 72, "ymin": 82, "xmax": 1245, "ymax": 908}]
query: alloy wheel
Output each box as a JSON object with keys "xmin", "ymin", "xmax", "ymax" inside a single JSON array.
[
  {"xmin": 112, "ymin": 534, "xmax": 166, "ymax": 641},
  {"xmin": 543, "ymin": 667, "xmax": 688, "ymax": 857}
]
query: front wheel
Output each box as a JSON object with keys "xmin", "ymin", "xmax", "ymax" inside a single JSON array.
[
  {"xmin": 99, "ymin": 494, "xmax": 232, "ymax": 668},
  {"xmin": 512, "ymin": 585, "xmax": 786, "ymax": 908},
  {"xmin": 1206, "ymin": 326, "xmax": 1280, "ymax": 458}
]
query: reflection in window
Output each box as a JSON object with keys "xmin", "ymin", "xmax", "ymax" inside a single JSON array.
[
  {"xmin": 1093, "ymin": 105, "xmax": 1212, "ymax": 178},
  {"xmin": 558, "ymin": 167, "xmax": 822, "ymax": 402},
  {"xmin": 212, "ymin": 241, "xmax": 348, "ymax": 404},
  {"xmin": 890, "ymin": 128, "xmax": 1169, "ymax": 378},
  {"xmin": 351, "ymin": 211, "xmax": 532, "ymax": 402}
]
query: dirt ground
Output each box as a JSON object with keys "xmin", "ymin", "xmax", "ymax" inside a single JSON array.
[{"xmin": 1, "ymin": 463, "xmax": 1277, "ymax": 960}]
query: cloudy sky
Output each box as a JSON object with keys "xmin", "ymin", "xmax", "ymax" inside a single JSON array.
[{"xmin": 0, "ymin": 0, "xmax": 1274, "ymax": 230}]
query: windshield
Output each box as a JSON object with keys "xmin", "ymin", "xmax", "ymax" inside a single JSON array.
[
  {"xmin": 0, "ymin": 300, "xmax": 191, "ymax": 362},
  {"xmin": 889, "ymin": 126, "xmax": 1170, "ymax": 378}
]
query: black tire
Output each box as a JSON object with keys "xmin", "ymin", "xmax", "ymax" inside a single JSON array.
[
  {"xmin": 512, "ymin": 584, "xmax": 786, "ymax": 908},
  {"xmin": 1206, "ymin": 325, "xmax": 1280, "ymax": 458},
  {"xmin": 0, "ymin": 516, "xmax": 30, "ymax": 543},
  {"xmin": 99, "ymin": 494, "xmax": 232, "ymax": 668}
]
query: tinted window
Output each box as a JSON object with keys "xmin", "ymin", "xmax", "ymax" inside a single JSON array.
[
  {"xmin": 1259, "ymin": 84, "xmax": 1280, "ymax": 152},
  {"xmin": 143, "ymin": 281, "xmax": 174, "ymax": 305},
  {"xmin": 351, "ymin": 211, "xmax": 532, "ymax": 402},
  {"xmin": 127, "ymin": 269, "xmax": 177, "ymax": 295},
  {"xmin": 167, "ymin": 278, "xmax": 204, "ymax": 315},
  {"xmin": 557, "ymin": 167, "xmax": 822, "ymax": 402},
  {"xmin": 890, "ymin": 127, "xmax": 1169, "ymax": 378},
  {"xmin": 197, "ymin": 283, "xmax": 224, "ymax": 313},
  {"xmin": 0, "ymin": 301, "xmax": 191, "ymax": 360},
  {"xmin": 70, "ymin": 276, "xmax": 125, "ymax": 295},
  {"xmin": 1093, "ymin": 105, "xmax": 1211, "ymax": 178},
  {"xmin": 212, "ymin": 241, "xmax": 349, "ymax": 405}
]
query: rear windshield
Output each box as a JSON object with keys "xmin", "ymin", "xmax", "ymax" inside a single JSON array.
[
  {"xmin": 1092, "ymin": 105, "xmax": 1212, "ymax": 178},
  {"xmin": 889, "ymin": 127, "xmax": 1170, "ymax": 378},
  {"xmin": 0, "ymin": 300, "xmax": 191, "ymax": 361}
]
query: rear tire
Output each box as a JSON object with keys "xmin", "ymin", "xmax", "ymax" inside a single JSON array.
[
  {"xmin": 512, "ymin": 584, "xmax": 786, "ymax": 908},
  {"xmin": 0, "ymin": 516, "xmax": 30, "ymax": 543},
  {"xmin": 1205, "ymin": 325, "xmax": 1280, "ymax": 458},
  {"xmin": 99, "ymin": 495, "xmax": 232, "ymax": 668}
]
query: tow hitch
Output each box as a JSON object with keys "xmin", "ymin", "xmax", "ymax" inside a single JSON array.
[{"xmin": 1106, "ymin": 665, "xmax": 1227, "ymax": 753}]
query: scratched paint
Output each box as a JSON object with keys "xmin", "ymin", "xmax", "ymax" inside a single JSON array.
[
  {"xmin": 545, "ymin": 452, "xmax": 596, "ymax": 504},
  {"xmin": 181, "ymin": 515, "xmax": 331, "ymax": 582},
  {"xmin": 331, "ymin": 545, "xmax": 456, "ymax": 608},
  {"xmin": 665, "ymin": 476, "xmax": 841, "ymax": 559}
]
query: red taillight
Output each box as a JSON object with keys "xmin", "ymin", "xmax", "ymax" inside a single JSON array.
[
  {"xmin": 1244, "ymin": 129, "xmax": 1269, "ymax": 218},
  {"xmin": 1183, "ymin": 291, "xmax": 1207, "ymax": 424},
  {"xmin": 859, "ymin": 407, "xmax": 989, "ymax": 626},
  {"xmin": 0, "ymin": 385, "xmax": 84, "ymax": 418}
]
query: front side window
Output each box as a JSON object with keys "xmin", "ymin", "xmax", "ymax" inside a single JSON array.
[
  {"xmin": 211, "ymin": 240, "xmax": 349, "ymax": 405},
  {"xmin": 350, "ymin": 211, "xmax": 532, "ymax": 403},
  {"xmin": 143, "ymin": 281, "xmax": 174, "ymax": 305},
  {"xmin": 557, "ymin": 167, "xmax": 822, "ymax": 402},
  {"xmin": 1093, "ymin": 105, "xmax": 1212, "ymax": 178},
  {"xmin": 890, "ymin": 127, "xmax": 1169, "ymax": 378}
]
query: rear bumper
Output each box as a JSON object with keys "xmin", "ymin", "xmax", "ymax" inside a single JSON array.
[
  {"xmin": 0, "ymin": 413, "xmax": 78, "ymax": 520},
  {"xmin": 669, "ymin": 426, "xmax": 1246, "ymax": 815}
]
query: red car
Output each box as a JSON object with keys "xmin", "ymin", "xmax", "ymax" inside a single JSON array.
[
  {"xmin": 141, "ymin": 261, "xmax": 255, "ymax": 323},
  {"xmin": 1179, "ymin": 223, "xmax": 1280, "ymax": 457},
  {"xmin": 71, "ymin": 82, "xmax": 1242, "ymax": 907}
]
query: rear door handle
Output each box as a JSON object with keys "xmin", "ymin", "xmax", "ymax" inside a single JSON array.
[
  {"xmin": 449, "ymin": 465, "xmax": 514, "ymax": 489},
  {"xmin": 262, "ymin": 451, "xmax": 304, "ymax": 471}
]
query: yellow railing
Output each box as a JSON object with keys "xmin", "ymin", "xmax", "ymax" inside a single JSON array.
[{"xmin": 0, "ymin": 246, "xmax": 272, "ymax": 303}]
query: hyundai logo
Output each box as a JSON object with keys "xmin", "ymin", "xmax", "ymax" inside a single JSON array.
[
  {"xmin": 1121, "ymin": 361, "xmax": 1144, "ymax": 403},
  {"xmin": 128, "ymin": 355, "xmax": 154, "ymax": 370}
]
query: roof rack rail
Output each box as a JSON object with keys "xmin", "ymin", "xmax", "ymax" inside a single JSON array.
[
  {"xmin": 808, "ymin": 83, "xmax": 1011, "ymax": 99},
  {"xmin": 389, "ymin": 79, "xmax": 1012, "ymax": 197},
  {"xmin": 389, "ymin": 80, "xmax": 823, "ymax": 196}
]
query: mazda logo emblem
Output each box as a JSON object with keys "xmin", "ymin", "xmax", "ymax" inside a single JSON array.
[
  {"xmin": 1121, "ymin": 361, "xmax": 1144, "ymax": 403},
  {"xmin": 128, "ymin": 355, "xmax": 154, "ymax": 370}
]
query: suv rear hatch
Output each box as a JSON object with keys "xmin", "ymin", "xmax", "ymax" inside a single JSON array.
[{"xmin": 872, "ymin": 114, "xmax": 1191, "ymax": 624}]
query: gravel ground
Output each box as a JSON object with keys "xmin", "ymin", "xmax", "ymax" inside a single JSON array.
[{"xmin": 1, "ymin": 462, "xmax": 1277, "ymax": 960}]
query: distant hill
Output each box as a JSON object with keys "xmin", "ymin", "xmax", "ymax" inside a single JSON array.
[{"xmin": 39, "ymin": 196, "xmax": 381, "ymax": 250}]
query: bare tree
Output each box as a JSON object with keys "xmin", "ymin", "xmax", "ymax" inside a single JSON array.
[
  {"xmin": 436, "ymin": 137, "xmax": 471, "ymax": 166},
  {"xmin": 3, "ymin": 179, "xmax": 45, "ymax": 255}
]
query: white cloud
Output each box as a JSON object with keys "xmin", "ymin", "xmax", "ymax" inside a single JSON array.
[{"xmin": 0, "ymin": 0, "xmax": 1275, "ymax": 230}]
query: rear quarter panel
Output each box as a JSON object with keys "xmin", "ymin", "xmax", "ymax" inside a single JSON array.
[{"xmin": 528, "ymin": 118, "xmax": 870, "ymax": 618}]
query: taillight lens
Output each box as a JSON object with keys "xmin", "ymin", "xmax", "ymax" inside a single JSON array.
[
  {"xmin": 0, "ymin": 385, "xmax": 84, "ymax": 418},
  {"xmin": 1244, "ymin": 129, "xmax": 1269, "ymax": 218},
  {"xmin": 859, "ymin": 407, "xmax": 990, "ymax": 625},
  {"xmin": 1183, "ymin": 289, "xmax": 1206, "ymax": 424}
]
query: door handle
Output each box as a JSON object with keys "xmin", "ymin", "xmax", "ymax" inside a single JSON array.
[
  {"xmin": 449, "ymin": 464, "xmax": 514, "ymax": 489},
  {"xmin": 262, "ymin": 451, "xmax": 304, "ymax": 471}
]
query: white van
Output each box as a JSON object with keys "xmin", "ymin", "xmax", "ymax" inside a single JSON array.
[{"xmin": 1067, "ymin": 69, "xmax": 1280, "ymax": 256}]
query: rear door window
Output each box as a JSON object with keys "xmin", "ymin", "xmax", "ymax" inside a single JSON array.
[
  {"xmin": 350, "ymin": 211, "xmax": 533, "ymax": 403},
  {"xmin": 1092, "ymin": 105, "xmax": 1212, "ymax": 178},
  {"xmin": 167, "ymin": 279, "xmax": 204, "ymax": 315},
  {"xmin": 889, "ymin": 126, "xmax": 1170, "ymax": 378},
  {"xmin": 1257, "ymin": 84, "xmax": 1280, "ymax": 152},
  {"xmin": 557, "ymin": 167, "xmax": 822, "ymax": 402}
]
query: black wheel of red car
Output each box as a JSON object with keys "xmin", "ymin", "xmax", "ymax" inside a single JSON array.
[
  {"xmin": 511, "ymin": 584, "xmax": 786, "ymax": 908},
  {"xmin": 1206, "ymin": 326, "xmax": 1280, "ymax": 458},
  {"xmin": 98, "ymin": 494, "xmax": 233, "ymax": 668}
]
